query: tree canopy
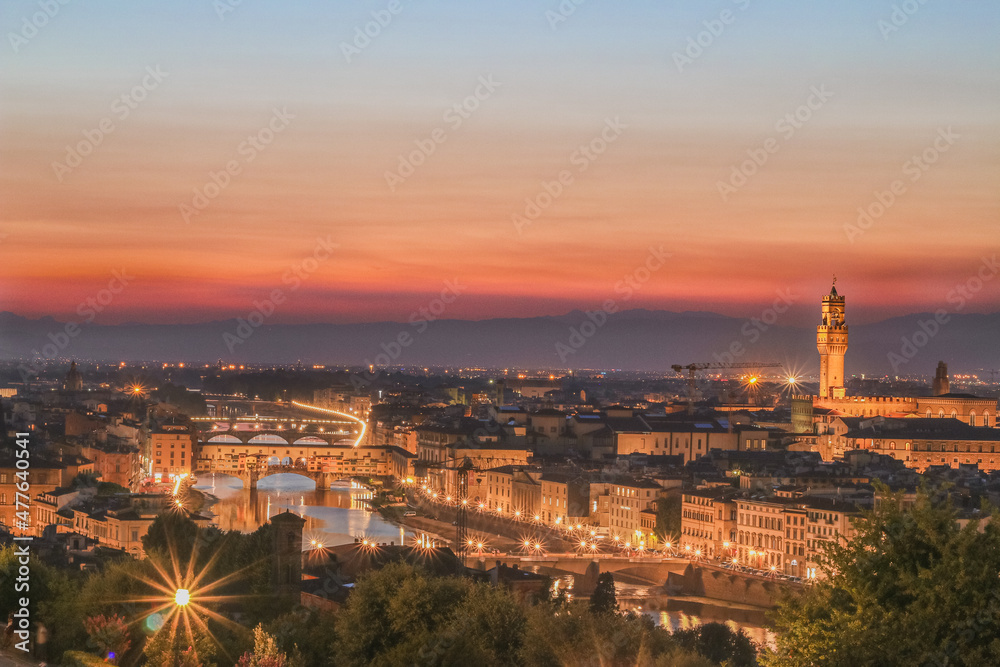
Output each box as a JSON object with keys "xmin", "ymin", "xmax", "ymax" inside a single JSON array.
[{"xmin": 764, "ymin": 488, "xmax": 1000, "ymax": 667}]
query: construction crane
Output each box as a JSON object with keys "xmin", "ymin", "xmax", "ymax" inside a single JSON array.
[{"xmin": 671, "ymin": 361, "xmax": 784, "ymax": 413}]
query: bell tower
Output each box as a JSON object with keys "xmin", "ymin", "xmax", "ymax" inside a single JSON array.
[{"xmin": 817, "ymin": 277, "xmax": 848, "ymax": 399}]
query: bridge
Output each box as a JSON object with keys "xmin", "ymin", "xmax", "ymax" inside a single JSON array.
[
  {"xmin": 192, "ymin": 410, "xmax": 390, "ymax": 489},
  {"xmin": 230, "ymin": 462, "xmax": 354, "ymax": 491},
  {"xmin": 463, "ymin": 554, "xmax": 794, "ymax": 605},
  {"xmin": 465, "ymin": 553, "xmax": 691, "ymax": 589},
  {"xmin": 192, "ymin": 418, "xmax": 357, "ymax": 446}
]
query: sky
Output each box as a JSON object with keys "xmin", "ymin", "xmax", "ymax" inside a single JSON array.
[{"xmin": 1, "ymin": 0, "xmax": 998, "ymax": 326}]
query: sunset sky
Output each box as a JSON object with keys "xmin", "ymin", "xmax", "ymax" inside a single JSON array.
[{"xmin": 2, "ymin": 0, "xmax": 998, "ymax": 326}]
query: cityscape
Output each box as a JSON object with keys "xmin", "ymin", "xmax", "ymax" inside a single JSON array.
[{"xmin": 2, "ymin": 2, "xmax": 1000, "ymax": 666}]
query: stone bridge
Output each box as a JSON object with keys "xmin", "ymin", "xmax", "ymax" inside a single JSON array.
[
  {"xmin": 196, "ymin": 425, "xmax": 356, "ymax": 448},
  {"xmin": 467, "ymin": 554, "xmax": 691, "ymax": 592},
  {"xmin": 199, "ymin": 463, "xmax": 349, "ymax": 491}
]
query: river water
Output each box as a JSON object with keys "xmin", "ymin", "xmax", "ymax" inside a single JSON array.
[
  {"xmin": 193, "ymin": 473, "xmax": 774, "ymax": 645},
  {"xmin": 193, "ymin": 472, "xmax": 412, "ymax": 547}
]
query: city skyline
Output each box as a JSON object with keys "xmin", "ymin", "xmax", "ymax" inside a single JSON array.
[{"xmin": 2, "ymin": 1, "xmax": 999, "ymax": 326}]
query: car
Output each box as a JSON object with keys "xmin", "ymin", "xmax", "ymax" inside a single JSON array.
[{"xmin": 403, "ymin": 511, "xmax": 416, "ymax": 517}]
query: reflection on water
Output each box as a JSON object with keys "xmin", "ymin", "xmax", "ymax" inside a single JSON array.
[
  {"xmin": 193, "ymin": 473, "xmax": 412, "ymax": 548},
  {"xmin": 621, "ymin": 590, "xmax": 776, "ymax": 649}
]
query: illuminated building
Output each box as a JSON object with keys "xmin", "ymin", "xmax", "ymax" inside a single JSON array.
[
  {"xmin": 150, "ymin": 424, "xmax": 195, "ymax": 481},
  {"xmin": 680, "ymin": 489, "xmax": 737, "ymax": 558},
  {"xmin": 794, "ymin": 281, "xmax": 997, "ymax": 462},
  {"xmin": 816, "ymin": 279, "xmax": 848, "ymax": 400}
]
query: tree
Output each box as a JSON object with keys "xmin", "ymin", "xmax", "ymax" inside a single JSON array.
[
  {"xmin": 142, "ymin": 621, "xmax": 217, "ymax": 667},
  {"xmin": 655, "ymin": 494, "xmax": 682, "ymax": 539},
  {"xmin": 590, "ymin": 572, "xmax": 619, "ymax": 615},
  {"xmin": 237, "ymin": 624, "xmax": 300, "ymax": 667},
  {"xmin": 83, "ymin": 614, "xmax": 131, "ymax": 662},
  {"xmin": 71, "ymin": 471, "xmax": 101, "ymax": 490},
  {"xmin": 334, "ymin": 563, "xmax": 468, "ymax": 666},
  {"xmin": 142, "ymin": 511, "xmax": 201, "ymax": 564},
  {"xmin": 519, "ymin": 603, "xmax": 708, "ymax": 667},
  {"xmin": 764, "ymin": 488, "xmax": 1000, "ymax": 666},
  {"xmin": 264, "ymin": 608, "xmax": 337, "ymax": 667},
  {"xmin": 672, "ymin": 622, "xmax": 758, "ymax": 667}
]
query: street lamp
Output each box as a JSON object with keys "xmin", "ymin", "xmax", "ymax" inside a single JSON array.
[{"xmin": 174, "ymin": 589, "xmax": 190, "ymax": 607}]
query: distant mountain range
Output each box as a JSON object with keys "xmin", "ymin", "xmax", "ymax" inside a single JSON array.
[{"xmin": 1, "ymin": 310, "xmax": 997, "ymax": 375}]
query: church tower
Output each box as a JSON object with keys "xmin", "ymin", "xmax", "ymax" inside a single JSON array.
[
  {"xmin": 933, "ymin": 361, "xmax": 950, "ymax": 396},
  {"xmin": 271, "ymin": 511, "xmax": 305, "ymax": 599},
  {"xmin": 63, "ymin": 360, "xmax": 83, "ymax": 392},
  {"xmin": 817, "ymin": 278, "xmax": 848, "ymax": 399}
]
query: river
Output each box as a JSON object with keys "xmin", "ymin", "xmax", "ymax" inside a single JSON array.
[
  {"xmin": 193, "ymin": 472, "xmax": 412, "ymax": 547},
  {"xmin": 193, "ymin": 474, "xmax": 774, "ymax": 646}
]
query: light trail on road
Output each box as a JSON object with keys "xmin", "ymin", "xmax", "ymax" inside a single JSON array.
[{"xmin": 291, "ymin": 400, "xmax": 367, "ymax": 447}]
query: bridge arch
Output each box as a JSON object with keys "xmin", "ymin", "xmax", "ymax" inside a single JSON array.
[
  {"xmin": 256, "ymin": 470, "xmax": 318, "ymax": 490},
  {"xmin": 292, "ymin": 436, "xmax": 328, "ymax": 445},
  {"xmin": 249, "ymin": 434, "xmax": 290, "ymax": 446},
  {"xmin": 207, "ymin": 435, "xmax": 242, "ymax": 444}
]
